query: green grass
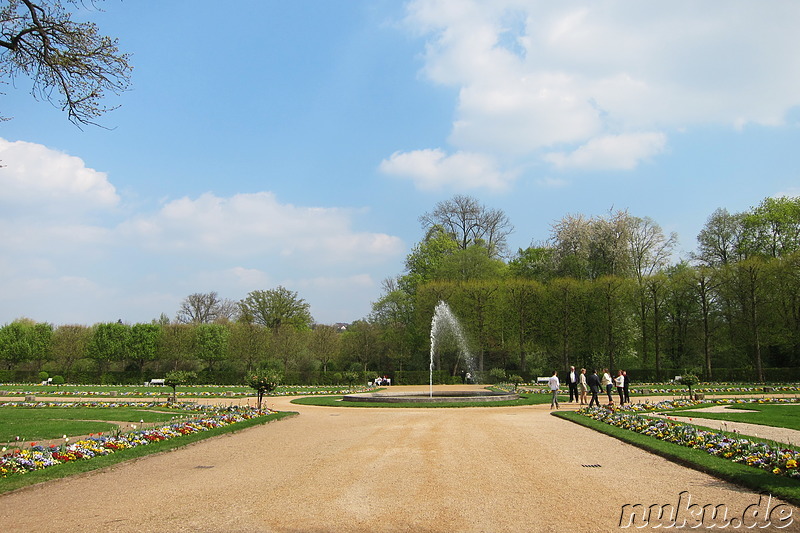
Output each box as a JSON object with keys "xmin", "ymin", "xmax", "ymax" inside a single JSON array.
[
  {"xmin": 555, "ymin": 411, "xmax": 800, "ymax": 506},
  {"xmin": 0, "ymin": 411, "xmax": 296, "ymax": 495},
  {"xmin": 291, "ymin": 392, "xmax": 563, "ymax": 408},
  {"xmin": 0, "ymin": 406, "xmax": 193, "ymax": 442},
  {"xmin": 666, "ymin": 403, "xmax": 800, "ymax": 431}
]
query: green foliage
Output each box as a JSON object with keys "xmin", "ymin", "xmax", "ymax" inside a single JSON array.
[
  {"xmin": 240, "ymin": 286, "xmax": 313, "ymax": 330},
  {"xmin": 193, "ymin": 323, "xmax": 230, "ymax": 370},
  {"xmin": 87, "ymin": 322, "xmax": 130, "ymax": 372},
  {"xmin": 247, "ymin": 370, "xmax": 282, "ymax": 410},
  {"xmin": 38, "ymin": 371, "xmax": 49, "ymax": 382},
  {"xmin": 164, "ymin": 370, "xmax": 197, "ymax": 401},
  {"xmin": 51, "ymin": 375, "xmax": 65, "ymax": 386},
  {"xmin": 679, "ymin": 373, "xmax": 700, "ymax": 396},
  {"xmin": 342, "ymin": 370, "xmax": 360, "ymax": 386},
  {"xmin": 489, "ymin": 367, "xmax": 506, "ymax": 383}
]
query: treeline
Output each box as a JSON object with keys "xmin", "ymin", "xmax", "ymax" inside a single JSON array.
[
  {"xmin": 367, "ymin": 195, "xmax": 800, "ymax": 382},
  {"xmin": 1, "ymin": 195, "xmax": 798, "ymax": 384},
  {"xmin": 0, "ymin": 319, "xmax": 355, "ymax": 385}
]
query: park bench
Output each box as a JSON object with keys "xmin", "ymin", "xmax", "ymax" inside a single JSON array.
[
  {"xmin": 536, "ymin": 377, "xmax": 549, "ymax": 384},
  {"xmin": 146, "ymin": 378, "xmax": 165, "ymax": 386}
]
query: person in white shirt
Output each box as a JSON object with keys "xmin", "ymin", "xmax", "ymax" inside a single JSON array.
[
  {"xmin": 548, "ymin": 370, "xmax": 560, "ymax": 410},
  {"xmin": 567, "ymin": 365, "xmax": 579, "ymax": 403},
  {"xmin": 601, "ymin": 369, "xmax": 613, "ymax": 404},
  {"xmin": 615, "ymin": 370, "xmax": 626, "ymax": 405}
]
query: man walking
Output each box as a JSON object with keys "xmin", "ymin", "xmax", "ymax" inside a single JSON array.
[
  {"xmin": 548, "ymin": 370, "xmax": 560, "ymax": 410},
  {"xmin": 567, "ymin": 365, "xmax": 579, "ymax": 403},
  {"xmin": 587, "ymin": 369, "xmax": 601, "ymax": 408}
]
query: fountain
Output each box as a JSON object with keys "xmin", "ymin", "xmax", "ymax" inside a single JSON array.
[
  {"xmin": 342, "ymin": 301, "xmax": 519, "ymax": 404},
  {"xmin": 428, "ymin": 300, "xmax": 473, "ymax": 397}
]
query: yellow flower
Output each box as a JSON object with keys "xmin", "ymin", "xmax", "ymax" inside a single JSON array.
[
  {"xmin": 773, "ymin": 467, "xmax": 782, "ymax": 474},
  {"xmin": 786, "ymin": 459, "xmax": 797, "ymax": 469}
]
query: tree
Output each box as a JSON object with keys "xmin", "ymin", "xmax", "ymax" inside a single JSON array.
[
  {"xmin": 156, "ymin": 323, "xmax": 194, "ymax": 372},
  {"xmin": 127, "ymin": 323, "xmax": 160, "ymax": 376},
  {"xmin": 0, "ymin": 319, "xmax": 37, "ymax": 369},
  {"xmin": 247, "ymin": 370, "xmax": 281, "ymax": 411},
  {"xmin": 176, "ymin": 292, "xmax": 237, "ymax": 324},
  {"xmin": 340, "ymin": 320, "xmax": 380, "ymax": 374},
  {"xmin": 0, "ymin": 0, "xmax": 132, "ymax": 125},
  {"xmin": 419, "ymin": 194, "xmax": 513, "ymax": 258},
  {"xmin": 308, "ymin": 325, "xmax": 340, "ymax": 374},
  {"xmin": 432, "ymin": 244, "xmax": 507, "ymax": 282},
  {"xmin": 227, "ymin": 322, "xmax": 270, "ymax": 374},
  {"xmin": 50, "ymin": 324, "xmax": 90, "ymax": 378},
  {"xmin": 193, "ymin": 323, "xmax": 230, "ymax": 371},
  {"xmin": 164, "ymin": 370, "xmax": 196, "ymax": 403},
  {"xmin": 508, "ymin": 245, "xmax": 557, "ymax": 282},
  {"xmin": 741, "ymin": 196, "xmax": 800, "ymax": 259},
  {"xmin": 550, "ymin": 213, "xmax": 592, "ymax": 279},
  {"xmin": 239, "ymin": 286, "xmax": 313, "ymax": 330},
  {"xmin": 86, "ymin": 321, "xmax": 129, "ymax": 375},
  {"xmin": 399, "ymin": 225, "xmax": 459, "ymax": 294},
  {"xmin": 695, "ymin": 208, "xmax": 744, "ymax": 266},
  {"xmin": 502, "ymin": 279, "xmax": 543, "ymax": 373}
]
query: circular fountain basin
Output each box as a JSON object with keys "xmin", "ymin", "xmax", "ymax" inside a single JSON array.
[{"xmin": 341, "ymin": 390, "xmax": 519, "ymax": 403}]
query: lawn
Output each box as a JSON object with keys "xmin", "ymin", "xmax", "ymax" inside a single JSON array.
[
  {"xmin": 556, "ymin": 410, "xmax": 800, "ymax": 507},
  {"xmin": 292, "ymin": 392, "xmax": 562, "ymax": 408},
  {"xmin": 0, "ymin": 405, "xmax": 192, "ymax": 442},
  {"xmin": 666, "ymin": 403, "xmax": 800, "ymax": 431}
]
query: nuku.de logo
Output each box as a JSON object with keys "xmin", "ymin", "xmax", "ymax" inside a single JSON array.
[{"xmin": 619, "ymin": 491, "xmax": 794, "ymax": 529}]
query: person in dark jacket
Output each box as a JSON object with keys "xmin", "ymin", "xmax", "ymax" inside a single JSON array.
[{"xmin": 587, "ymin": 369, "xmax": 602, "ymax": 408}]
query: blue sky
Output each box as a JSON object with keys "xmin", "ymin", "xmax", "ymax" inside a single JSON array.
[{"xmin": 1, "ymin": 0, "xmax": 799, "ymax": 326}]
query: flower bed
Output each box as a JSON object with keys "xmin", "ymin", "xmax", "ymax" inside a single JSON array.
[
  {"xmin": 577, "ymin": 401, "xmax": 800, "ymax": 479},
  {"xmin": 0, "ymin": 405, "xmax": 272, "ymax": 478}
]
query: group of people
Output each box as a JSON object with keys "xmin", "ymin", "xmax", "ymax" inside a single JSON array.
[{"xmin": 549, "ymin": 366, "xmax": 631, "ymax": 409}]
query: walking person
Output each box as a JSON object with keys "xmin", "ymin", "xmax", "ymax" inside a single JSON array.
[
  {"xmin": 548, "ymin": 370, "xmax": 560, "ymax": 410},
  {"xmin": 615, "ymin": 370, "xmax": 625, "ymax": 405},
  {"xmin": 623, "ymin": 370, "xmax": 631, "ymax": 403},
  {"xmin": 601, "ymin": 368, "xmax": 613, "ymax": 404},
  {"xmin": 567, "ymin": 365, "xmax": 579, "ymax": 403},
  {"xmin": 578, "ymin": 368, "xmax": 588, "ymax": 405},
  {"xmin": 587, "ymin": 369, "xmax": 601, "ymax": 407}
]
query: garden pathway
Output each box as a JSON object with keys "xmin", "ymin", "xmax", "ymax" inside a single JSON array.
[{"xmin": 1, "ymin": 386, "xmax": 799, "ymax": 532}]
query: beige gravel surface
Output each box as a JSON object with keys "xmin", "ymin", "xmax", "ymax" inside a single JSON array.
[{"xmin": 1, "ymin": 385, "xmax": 799, "ymax": 532}]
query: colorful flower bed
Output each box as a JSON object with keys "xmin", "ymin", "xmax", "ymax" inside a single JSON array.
[
  {"xmin": 0, "ymin": 404, "xmax": 272, "ymax": 478},
  {"xmin": 0, "ymin": 384, "xmax": 374, "ymax": 398},
  {"xmin": 577, "ymin": 401, "xmax": 800, "ymax": 480},
  {"xmin": 517, "ymin": 383, "xmax": 800, "ymax": 395}
]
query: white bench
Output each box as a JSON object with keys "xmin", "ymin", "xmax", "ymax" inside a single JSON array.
[
  {"xmin": 537, "ymin": 377, "xmax": 549, "ymax": 384},
  {"xmin": 147, "ymin": 379, "xmax": 165, "ymax": 386}
]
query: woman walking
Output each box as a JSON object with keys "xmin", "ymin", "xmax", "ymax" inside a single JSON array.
[
  {"xmin": 578, "ymin": 368, "xmax": 588, "ymax": 405},
  {"xmin": 601, "ymin": 368, "xmax": 613, "ymax": 404}
]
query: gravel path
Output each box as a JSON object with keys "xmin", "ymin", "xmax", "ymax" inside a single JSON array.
[{"xmin": 1, "ymin": 386, "xmax": 798, "ymax": 532}]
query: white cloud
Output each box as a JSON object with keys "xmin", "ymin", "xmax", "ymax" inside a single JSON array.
[
  {"xmin": 0, "ymin": 140, "xmax": 405, "ymax": 325},
  {"xmin": 119, "ymin": 191, "xmax": 404, "ymax": 264},
  {"xmin": 545, "ymin": 132, "xmax": 667, "ymax": 170},
  {"xmin": 0, "ymin": 138, "xmax": 119, "ymax": 212},
  {"xmin": 379, "ymin": 148, "xmax": 515, "ymax": 190},
  {"xmin": 400, "ymin": 0, "xmax": 800, "ymax": 173}
]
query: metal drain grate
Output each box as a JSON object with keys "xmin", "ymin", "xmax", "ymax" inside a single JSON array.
[{"xmin": 581, "ymin": 464, "xmax": 602, "ymax": 468}]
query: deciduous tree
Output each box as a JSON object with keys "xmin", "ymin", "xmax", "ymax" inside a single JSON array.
[{"xmin": 0, "ymin": 0, "xmax": 132, "ymax": 125}]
